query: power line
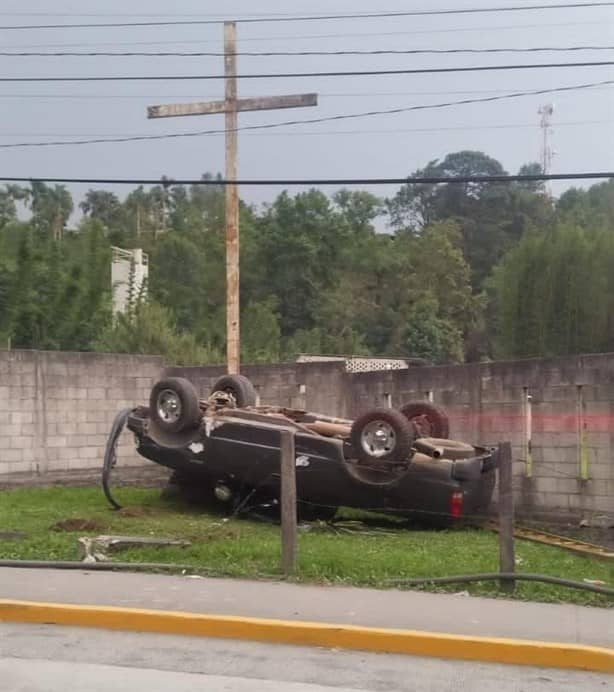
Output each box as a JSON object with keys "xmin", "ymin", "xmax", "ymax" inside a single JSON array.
[
  {"xmin": 0, "ymin": 4, "xmax": 606, "ymax": 18},
  {"xmin": 0, "ymin": 172, "xmax": 612, "ymax": 186},
  {"xmin": 3, "ymin": 61, "xmax": 614, "ymax": 82},
  {"xmin": 1, "ymin": 119, "xmax": 607, "ymax": 139},
  {"xmin": 3, "ymin": 20, "xmax": 604, "ymax": 50},
  {"xmin": 2, "ymin": 86, "xmax": 612, "ymax": 100},
  {"xmin": 2, "ymin": 45, "xmax": 614, "ymax": 57},
  {"xmin": 0, "ymin": 3, "xmax": 612, "ymax": 29},
  {"xmin": 0, "ymin": 78, "xmax": 610, "ymax": 149}
]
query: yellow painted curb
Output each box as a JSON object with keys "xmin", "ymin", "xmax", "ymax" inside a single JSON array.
[{"xmin": 0, "ymin": 599, "xmax": 612, "ymax": 674}]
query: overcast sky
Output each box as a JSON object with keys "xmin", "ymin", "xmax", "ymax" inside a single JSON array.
[{"xmin": 1, "ymin": 0, "xmax": 613, "ymax": 213}]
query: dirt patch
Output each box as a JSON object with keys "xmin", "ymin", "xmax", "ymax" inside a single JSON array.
[{"xmin": 51, "ymin": 518, "xmax": 107, "ymax": 533}]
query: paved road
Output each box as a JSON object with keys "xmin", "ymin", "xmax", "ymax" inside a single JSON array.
[
  {"xmin": 1, "ymin": 623, "xmax": 611, "ymax": 692},
  {"xmin": 1, "ymin": 567, "xmax": 612, "ymax": 646}
]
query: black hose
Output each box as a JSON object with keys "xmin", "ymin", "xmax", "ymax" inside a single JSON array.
[
  {"xmin": 0, "ymin": 559, "xmax": 198, "ymax": 572},
  {"xmin": 388, "ymin": 572, "xmax": 614, "ymax": 597},
  {"xmin": 0, "ymin": 559, "xmax": 279, "ymax": 581},
  {"xmin": 101, "ymin": 407, "xmax": 134, "ymax": 510},
  {"xmin": 2, "ymin": 559, "xmax": 610, "ymax": 597}
]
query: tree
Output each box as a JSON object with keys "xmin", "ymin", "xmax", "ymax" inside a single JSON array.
[
  {"xmin": 557, "ymin": 180, "xmax": 614, "ymax": 230},
  {"xmin": 241, "ymin": 298, "xmax": 281, "ymax": 363},
  {"xmin": 0, "ymin": 258, "xmax": 12, "ymax": 344},
  {"xmin": 333, "ymin": 189, "xmax": 383, "ymax": 234},
  {"xmin": 67, "ymin": 220, "xmax": 112, "ymax": 349},
  {"xmin": 400, "ymin": 296, "xmax": 464, "ymax": 364},
  {"xmin": 489, "ymin": 223, "xmax": 614, "ymax": 358},
  {"xmin": 255, "ymin": 190, "xmax": 348, "ymax": 335},
  {"xmin": 80, "ymin": 190, "xmax": 124, "ymax": 235},
  {"xmin": 388, "ymin": 151, "xmax": 507, "ymax": 230},
  {"xmin": 384, "ymin": 222, "xmax": 478, "ymax": 360},
  {"xmin": 27, "ymin": 181, "xmax": 74, "ymax": 240},
  {"xmin": 387, "ymin": 152, "xmax": 552, "ymax": 288},
  {"xmin": 95, "ymin": 299, "xmax": 222, "ymax": 365},
  {"xmin": 517, "ymin": 162, "xmax": 546, "ymax": 193},
  {"xmin": 123, "ymin": 186, "xmax": 165, "ymax": 242},
  {"xmin": 8, "ymin": 232, "xmax": 42, "ymax": 348},
  {"xmin": 0, "ymin": 187, "xmax": 17, "ymax": 228}
]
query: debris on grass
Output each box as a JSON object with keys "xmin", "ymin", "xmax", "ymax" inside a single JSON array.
[{"xmin": 77, "ymin": 534, "xmax": 192, "ymax": 562}]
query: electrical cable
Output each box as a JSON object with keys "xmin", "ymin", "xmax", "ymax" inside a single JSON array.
[
  {"xmin": 2, "ymin": 85, "xmax": 612, "ymax": 100},
  {"xmin": 3, "ymin": 45, "xmax": 614, "ymax": 57},
  {"xmin": 0, "ymin": 119, "xmax": 608, "ymax": 139},
  {"xmin": 0, "ymin": 4, "xmax": 612, "ymax": 19},
  {"xmin": 3, "ymin": 60, "xmax": 614, "ymax": 81},
  {"xmin": 0, "ymin": 173, "xmax": 612, "ymax": 186},
  {"xmin": 2, "ymin": 20, "xmax": 605, "ymax": 49},
  {"xmin": 0, "ymin": 78, "xmax": 610, "ymax": 150},
  {"xmin": 0, "ymin": 3, "xmax": 612, "ymax": 29}
]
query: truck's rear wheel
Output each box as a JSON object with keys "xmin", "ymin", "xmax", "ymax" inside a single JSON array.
[
  {"xmin": 211, "ymin": 374, "xmax": 257, "ymax": 408},
  {"xmin": 149, "ymin": 377, "xmax": 201, "ymax": 434},
  {"xmin": 350, "ymin": 408, "xmax": 413, "ymax": 464},
  {"xmin": 400, "ymin": 401, "xmax": 450, "ymax": 439}
]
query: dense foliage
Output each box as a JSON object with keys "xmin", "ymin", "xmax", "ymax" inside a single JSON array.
[{"xmin": 1, "ymin": 150, "xmax": 612, "ymax": 364}]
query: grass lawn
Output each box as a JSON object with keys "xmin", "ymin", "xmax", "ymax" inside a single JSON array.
[{"xmin": 1, "ymin": 486, "xmax": 612, "ymax": 607}]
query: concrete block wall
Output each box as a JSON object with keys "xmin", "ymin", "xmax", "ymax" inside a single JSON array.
[
  {"xmin": 348, "ymin": 355, "xmax": 614, "ymax": 519},
  {"xmin": 0, "ymin": 350, "xmax": 163, "ymax": 476},
  {"xmin": 1, "ymin": 349, "xmax": 613, "ymax": 520},
  {"xmin": 165, "ymin": 361, "xmax": 350, "ymax": 417}
]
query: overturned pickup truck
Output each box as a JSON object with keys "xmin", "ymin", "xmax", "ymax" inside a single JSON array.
[{"xmin": 104, "ymin": 375, "xmax": 497, "ymax": 525}]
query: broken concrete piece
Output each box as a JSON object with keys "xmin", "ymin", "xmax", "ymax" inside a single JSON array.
[{"xmin": 77, "ymin": 534, "xmax": 191, "ymax": 563}]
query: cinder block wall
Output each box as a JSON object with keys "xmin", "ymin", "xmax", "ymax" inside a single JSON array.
[
  {"xmin": 347, "ymin": 355, "xmax": 614, "ymax": 518},
  {"xmin": 1, "ymin": 349, "xmax": 613, "ymax": 520},
  {"xmin": 0, "ymin": 350, "xmax": 163, "ymax": 476},
  {"xmin": 165, "ymin": 361, "xmax": 349, "ymax": 416}
]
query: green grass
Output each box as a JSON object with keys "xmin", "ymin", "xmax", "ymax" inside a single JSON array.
[{"xmin": 1, "ymin": 486, "xmax": 612, "ymax": 607}]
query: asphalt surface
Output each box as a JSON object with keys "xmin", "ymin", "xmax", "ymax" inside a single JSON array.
[
  {"xmin": 1, "ymin": 623, "xmax": 612, "ymax": 692},
  {"xmin": 1, "ymin": 567, "xmax": 613, "ymax": 647}
]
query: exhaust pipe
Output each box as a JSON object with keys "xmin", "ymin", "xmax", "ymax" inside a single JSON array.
[{"xmin": 413, "ymin": 439, "xmax": 444, "ymax": 458}]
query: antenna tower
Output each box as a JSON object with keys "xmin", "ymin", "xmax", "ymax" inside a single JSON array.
[{"xmin": 538, "ymin": 103, "xmax": 555, "ymax": 194}]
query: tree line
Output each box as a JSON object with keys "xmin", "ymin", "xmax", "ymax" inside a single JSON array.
[{"xmin": 1, "ymin": 151, "xmax": 613, "ymax": 365}]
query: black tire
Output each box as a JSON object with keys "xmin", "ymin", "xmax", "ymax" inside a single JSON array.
[
  {"xmin": 400, "ymin": 401, "xmax": 450, "ymax": 439},
  {"xmin": 350, "ymin": 408, "xmax": 414, "ymax": 463},
  {"xmin": 211, "ymin": 374, "xmax": 257, "ymax": 408},
  {"xmin": 149, "ymin": 377, "xmax": 201, "ymax": 434}
]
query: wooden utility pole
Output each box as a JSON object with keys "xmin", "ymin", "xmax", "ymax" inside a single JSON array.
[
  {"xmin": 280, "ymin": 428, "xmax": 297, "ymax": 576},
  {"xmin": 224, "ymin": 22, "xmax": 240, "ymax": 374},
  {"xmin": 147, "ymin": 21, "xmax": 318, "ymax": 374}
]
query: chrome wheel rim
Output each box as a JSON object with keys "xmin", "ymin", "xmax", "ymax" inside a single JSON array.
[
  {"xmin": 360, "ymin": 420, "xmax": 396, "ymax": 458},
  {"xmin": 157, "ymin": 389, "xmax": 182, "ymax": 424}
]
